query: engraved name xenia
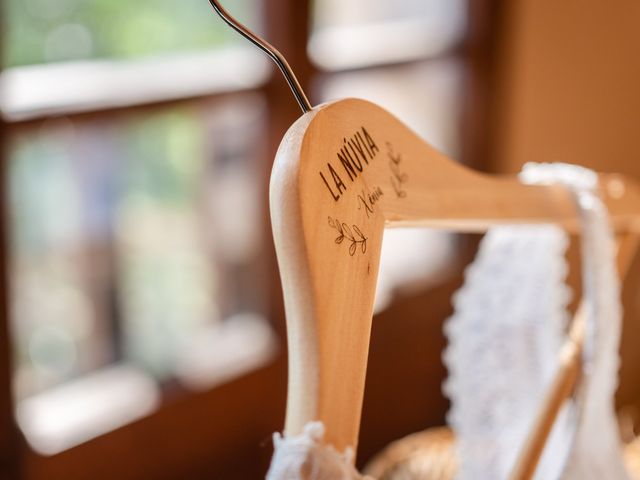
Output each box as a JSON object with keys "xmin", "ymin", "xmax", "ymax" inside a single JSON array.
[{"xmin": 319, "ymin": 126, "xmax": 380, "ymax": 201}]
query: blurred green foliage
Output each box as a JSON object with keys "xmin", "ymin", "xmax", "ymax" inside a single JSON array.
[{"xmin": 4, "ymin": 0, "xmax": 258, "ymax": 67}]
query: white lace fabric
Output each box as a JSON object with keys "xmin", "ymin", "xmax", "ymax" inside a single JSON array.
[
  {"xmin": 525, "ymin": 164, "xmax": 630, "ymax": 480},
  {"xmin": 444, "ymin": 162, "xmax": 630, "ymax": 479},
  {"xmin": 269, "ymin": 163, "xmax": 629, "ymax": 480},
  {"xmin": 266, "ymin": 422, "xmax": 372, "ymax": 480},
  {"xmin": 443, "ymin": 224, "xmax": 574, "ymax": 479}
]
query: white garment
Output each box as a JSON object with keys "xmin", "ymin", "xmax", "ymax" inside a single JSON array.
[
  {"xmin": 444, "ymin": 163, "xmax": 629, "ymax": 479},
  {"xmin": 266, "ymin": 422, "xmax": 371, "ymax": 480},
  {"xmin": 523, "ymin": 163, "xmax": 629, "ymax": 480},
  {"xmin": 443, "ymin": 224, "xmax": 574, "ymax": 479}
]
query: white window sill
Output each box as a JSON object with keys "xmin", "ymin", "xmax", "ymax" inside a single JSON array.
[{"xmin": 1, "ymin": 47, "xmax": 271, "ymax": 122}]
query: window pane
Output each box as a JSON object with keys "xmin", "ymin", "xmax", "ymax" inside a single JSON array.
[
  {"xmin": 319, "ymin": 59, "xmax": 463, "ymax": 155},
  {"xmin": 9, "ymin": 96, "xmax": 275, "ymax": 452},
  {"xmin": 10, "ymin": 117, "xmax": 114, "ymax": 399},
  {"xmin": 310, "ymin": 0, "xmax": 467, "ymax": 70},
  {"xmin": 4, "ymin": 0, "xmax": 261, "ymax": 67}
]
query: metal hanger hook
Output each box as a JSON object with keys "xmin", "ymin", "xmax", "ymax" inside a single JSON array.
[{"xmin": 208, "ymin": 0, "xmax": 313, "ymax": 114}]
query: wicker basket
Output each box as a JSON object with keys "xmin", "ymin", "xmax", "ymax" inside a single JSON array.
[
  {"xmin": 625, "ymin": 436, "xmax": 640, "ymax": 478},
  {"xmin": 364, "ymin": 427, "xmax": 640, "ymax": 479},
  {"xmin": 363, "ymin": 427, "xmax": 456, "ymax": 480}
]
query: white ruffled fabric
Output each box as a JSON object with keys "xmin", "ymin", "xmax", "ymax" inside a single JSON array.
[
  {"xmin": 266, "ymin": 422, "xmax": 372, "ymax": 480},
  {"xmin": 443, "ymin": 223, "xmax": 574, "ymax": 479},
  {"xmin": 269, "ymin": 162, "xmax": 629, "ymax": 480},
  {"xmin": 444, "ymin": 162, "xmax": 629, "ymax": 479},
  {"xmin": 523, "ymin": 163, "xmax": 630, "ymax": 480}
]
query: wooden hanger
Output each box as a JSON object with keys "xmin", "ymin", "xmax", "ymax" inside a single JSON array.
[
  {"xmin": 207, "ymin": 2, "xmax": 640, "ymax": 475},
  {"xmin": 270, "ymin": 97, "xmax": 640, "ymax": 455}
]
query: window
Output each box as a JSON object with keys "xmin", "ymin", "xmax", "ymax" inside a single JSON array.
[
  {"xmin": 311, "ymin": 0, "xmax": 466, "ymax": 70},
  {"xmin": 0, "ymin": 1, "xmax": 492, "ymax": 477},
  {"xmin": 3, "ymin": 0, "xmax": 275, "ymax": 458},
  {"xmin": 4, "ymin": 0, "xmax": 260, "ymax": 66}
]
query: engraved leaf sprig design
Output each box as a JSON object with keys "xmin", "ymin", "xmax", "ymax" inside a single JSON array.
[
  {"xmin": 328, "ymin": 216, "xmax": 368, "ymax": 256},
  {"xmin": 387, "ymin": 141, "xmax": 408, "ymax": 198}
]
